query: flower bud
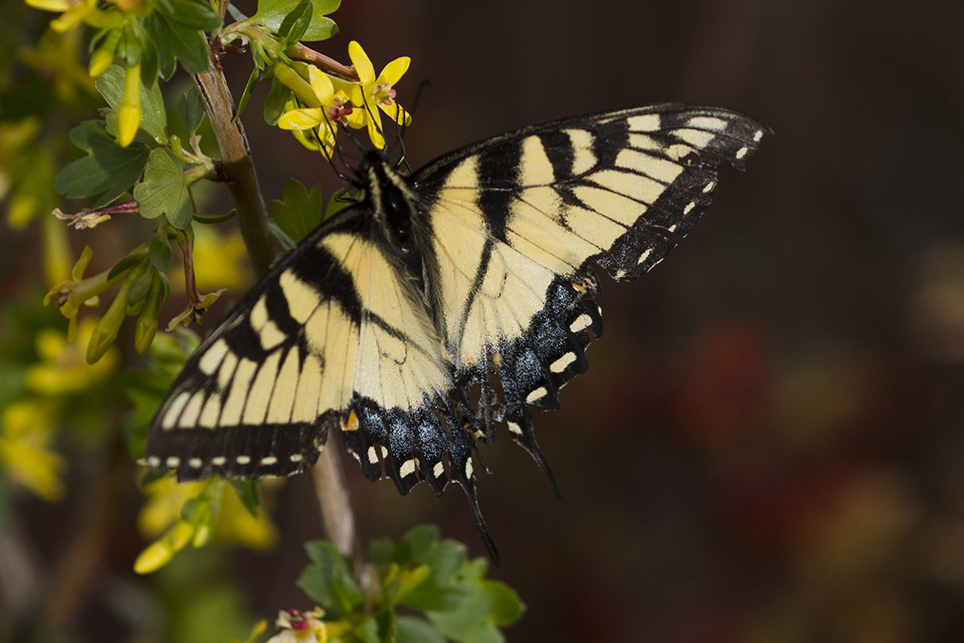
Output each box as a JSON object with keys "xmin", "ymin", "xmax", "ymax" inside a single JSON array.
[{"xmin": 116, "ymin": 63, "xmax": 142, "ymax": 147}]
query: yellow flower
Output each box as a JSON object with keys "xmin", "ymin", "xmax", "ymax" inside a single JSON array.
[
  {"xmin": 277, "ymin": 65, "xmax": 363, "ymax": 157},
  {"xmin": 345, "ymin": 41, "xmax": 411, "ymax": 149},
  {"xmin": 24, "ymin": 0, "xmax": 122, "ymax": 33},
  {"xmin": 135, "ymin": 476, "xmax": 278, "ymax": 573},
  {"xmin": 25, "ymin": 317, "xmax": 119, "ymax": 395},
  {"xmin": 268, "ymin": 608, "xmax": 328, "ymax": 643},
  {"xmin": 116, "ymin": 63, "xmax": 142, "ymax": 148},
  {"xmin": 214, "ymin": 481, "xmax": 278, "ymax": 551},
  {"xmin": 0, "ymin": 400, "xmax": 65, "ymax": 501}
]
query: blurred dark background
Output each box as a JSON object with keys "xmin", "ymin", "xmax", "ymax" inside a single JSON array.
[
  {"xmin": 231, "ymin": 0, "xmax": 964, "ymax": 640},
  {"xmin": 11, "ymin": 0, "xmax": 964, "ymax": 641}
]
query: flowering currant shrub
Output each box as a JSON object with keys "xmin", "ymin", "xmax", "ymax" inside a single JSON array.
[{"xmin": 4, "ymin": 0, "xmax": 525, "ymax": 641}]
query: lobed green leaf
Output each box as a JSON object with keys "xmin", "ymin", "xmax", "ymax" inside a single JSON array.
[
  {"xmin": 269, "ymin": 179, "xmax": 323, "ymax": 244},
  {"xmin": 143, "ymin": 10, "xmax": 210, "ymax": 78},
  {"xmin": 165, "ymin": 0, "xmax": 222, "ymax": 30},
  {"xmin": 133, "ymin": 149, "xmax": 195, "ymax": 229},
  {"xmin": 253, "ymin": 0, "xmax": 340, "ymax": 41},
  {"xmin": 278, "ymin": 0, "xmax": 312, "ymax": 46},
  {"xmin": 55, "ymin": 121, "xmax": 150, "ymax": 207}
]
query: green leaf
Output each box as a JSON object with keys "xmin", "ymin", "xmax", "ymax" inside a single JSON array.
[
  {"xmin": 396, "ymin": 525, "xmax": 442, "ymax": 562},
  {"xmin": 149, "ymin": 230, "xmax": 173, "ymax": 271},
  {"xmin": 137, "ymin": 23, "xmax": 160, "ymax": 88},
  {"xmin": 126, "ymin": 265, "xmax": 155, "ymax": 304},
  {"xmin": 329, "ymin": 565, "xmax": 364, "ymax": 614},
  {"xmin": 269, "ymin": 179, "xmax": 322, "ymax": 243},
  {"xmin": 353, "ymin": 616, "xmax": 382, "ymax": 643},
  {"xmin": 268, "ymin": 220, "xmax": 295, "ymax": 251},
  {"xmin": 229, "ymin": 480, "xmax": 261, "ymax": 518},
  {"xmin": 368, "ymin": 539, "xmax": 394, "ymax": 567},
  {"xmin": 96, "ymin": 65, "xmax": 168, "ymax": 142},
  {"xmin": 400, "ymin": 578, "xmax": 470, "ymax": 613},
  {"xmin": 226, "ymin": 3, "xmax": 248, "ymax": 21},
  {"xmin": 278, "ymin": 0, "xmax": 312, "ymax": 46},
  {"xmin": 133, "ymin": 148, "xmax": 195, "ymax": 229},
  {"xmin": 253, "ymin": 0, "xmax": 340, "ymax": 41},
  {"xmin": 178, "ymin": 86, "xmax": 206, "ymax": 133},
  {"xmin": 263, "ymin": 76, "xmax": 290, "ymax": 126},
  {"xmin": 143, "ymin": 13, "xmax": 176, "ymax": 80},
  {"xmin": 297, "ymin": 541, "xmax": 353, "ymax": 613},
  {"xmin": 54, "ymin": 120, "xmax": 150, "ymax": 207},
  {"xmin": 108, "ymin": 252, "xmax": 148, "ymax": 280},
  {"xmin": 235, "ymin": 67, "xmax": 262, "ymax": 122},
  {"xmin": 425, "ymin": 578, "xmax": 525, "ymax": 643},
  {"xmin": 165, "ymin": 0, "xmax": 222, "ymax": 30},
  {"xmin": 143, "ymin": 10, "xmax": 211, "ymax": 78},
  {"xmin": 396, "ymin": 617, "xmax": 446, "ymax": 643}
]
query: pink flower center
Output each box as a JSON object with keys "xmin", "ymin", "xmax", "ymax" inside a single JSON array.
[
  {"xmin": 373, "ymin": 83, "xmax": 396, "ymax": 106},
  {"xmin": 325, "ymin": 98, "xmax": 353, "ymax": 124},
  {"xmin": 287, "ymin": 611, "xmax": 309, "ymax": 632}
]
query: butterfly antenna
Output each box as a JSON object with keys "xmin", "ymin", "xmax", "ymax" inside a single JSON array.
[
  {"xmin": 393, "ymin": 104, "xmax": 413, "ymax": 174},
  {"xmin": 411, "ymin": 79, "xmax": 432, "ymax": 116},
  {"xmin": 393, "ymin": 81, "xmax": 430, "ymax": 173},
  {"xmin": 316, "ymin": 116, "xmax": 362, "ymax": 189},
  {"xmin": 340, "ymin": 122, "xmax": 368, "ymax": 156}
]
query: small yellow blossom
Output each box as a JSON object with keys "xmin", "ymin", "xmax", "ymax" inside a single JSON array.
[
  {"xmin": 116, "ymin": 62, "xmax": 142, "ymax": 148},
  {"xmin": 268, "ymin": 608, "xmax": 328, "ymax": 643},
  {"xmin": 346, "ymin": 41, "xmax": 411, "ymax": 149},
  {"xmin": 136, "ymin": 476, "xmax": 278, "ymax": 573},
  {"xmin": 25, "ymin": 0, "xmax": 122, "ymax": 33},
  {"xmin": 25, "ymin": 317, "xmax": 118, "ymax": 395},
  {"xmin": 277, "ymin": 65, "xmax": 363, "ymax": 157},
  {"xmin": 214, "ymin": 481, "xmax": 278, "ymax": 551},
  {"xmin": 0, "ymin": 400, "xmax": 65, "ymax": 501}
]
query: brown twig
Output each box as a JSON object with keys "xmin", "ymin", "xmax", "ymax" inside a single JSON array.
[
  {"xmin": 287, "ymin": 43, "xmax": 359, "ymax": 81},
  {"xmin": 193, "ymin": 50, "xmax": 361, "ymax": 564}
]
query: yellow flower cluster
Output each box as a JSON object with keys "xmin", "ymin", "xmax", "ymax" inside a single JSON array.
[
  {"xmin": 0, "ymin": 318, "xmax": 119, "ymax": 501},
  {"xmin": 134, "ymin": 476, "xmax": 278, "ymax": 574},
  {"xmin": 277, "ymin": 41, "xmax": 411, "ymax": 156}
]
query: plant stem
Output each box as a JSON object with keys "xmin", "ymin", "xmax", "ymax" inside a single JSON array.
[
  {"xmin": 193, "ymin": 69, "xmax": 273, "ymax": 276},
  {"xmin": 193, "ymin": 56, "xmax": 361, "ymax": 562}
]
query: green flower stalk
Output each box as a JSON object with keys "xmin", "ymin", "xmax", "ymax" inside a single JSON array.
[{"xmin": 86, "ymin": 259, "xmax": 147, "ymax": 363}]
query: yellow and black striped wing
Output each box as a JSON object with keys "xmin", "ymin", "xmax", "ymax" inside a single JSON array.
[
  {"xmin": 412, "ymin": 105, "xmax": 767, "ymax": 475},
  {"xmin": 144, "ymin": 211, "xmax": 471, "ymax": 496}
]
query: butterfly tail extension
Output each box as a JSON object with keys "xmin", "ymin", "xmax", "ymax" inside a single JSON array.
[{"xmin": 447, "ymin": 421, "xmax": 501, "ymax": 566}]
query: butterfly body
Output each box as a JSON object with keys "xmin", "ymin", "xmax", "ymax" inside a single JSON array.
[{"xmin": 144, "ymin": 104, "xmax": 768, "ymax": 560}]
